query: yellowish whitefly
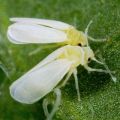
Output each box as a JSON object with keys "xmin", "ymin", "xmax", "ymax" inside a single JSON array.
[{"xmin": 64, "ymin": 27, "xmax": 88, "ymax": 46}]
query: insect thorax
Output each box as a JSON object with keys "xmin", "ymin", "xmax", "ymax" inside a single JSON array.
[
  {"xmin": 58, "ymin": 46, "xmax": 84, "ymax": 67},
  {"xmin": 64, "ymin": 27, "xmax": 88, "ymax": 46}
]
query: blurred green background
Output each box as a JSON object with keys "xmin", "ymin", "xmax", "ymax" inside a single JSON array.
[{"xmin": 0, "ymin": 0, "xmax": 120, "ymax": 120}]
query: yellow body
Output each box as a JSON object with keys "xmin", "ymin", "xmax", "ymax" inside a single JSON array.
[
  {"xmin": 64, "ymin": 27, "xmax": 88, "ymax": 46},
  {"xmin": 58, "ymin": 45, "xmax": 94, "ymax": 68}
]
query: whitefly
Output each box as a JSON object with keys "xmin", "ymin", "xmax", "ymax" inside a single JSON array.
[
  {"xmin": 7, "ymin": 18, "xmax": 106, "ymax": 47},
  {"xmin": 9, "ymin": 45, "xmax": 115, "ymax": 120}
]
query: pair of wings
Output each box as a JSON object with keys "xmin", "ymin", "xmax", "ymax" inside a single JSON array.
[
  {"xmin": 7, "ymin": 18, "xmax": 72, "ymax": 44},
  {"xmin": 10, "ymin": 46, "xmax": 73, "ymax": 104}
]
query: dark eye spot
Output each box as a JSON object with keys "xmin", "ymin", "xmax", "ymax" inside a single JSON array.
[
  {"xmin": 88, "ymin": 58, "xmax": 91, "ymax": 62},
  {"xmin": 78, "ymin": 43, "xmax": 82, "ymax": 46}
]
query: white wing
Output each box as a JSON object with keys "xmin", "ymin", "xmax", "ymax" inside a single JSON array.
[
  {"xmin": 10, "ymin": 59, "xmax": 72, "ymax": 104},
  {"xmin": 7, "ymin": 23, "xmax": 67, "ymax": 44},
  {"xmin": 10, "ymin": 18, "xmax": 71, "ymax": 30},
  {"xmin": 10, "ymin": 45, "xmax": 67, "ymax": 97},
  {"xmin": 29, "ymin": 46, "xmax": 66, "ymax": 72}
]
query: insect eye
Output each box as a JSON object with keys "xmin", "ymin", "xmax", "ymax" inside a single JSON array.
[
  {"xmin": 88, "ymin": 58, "xmax": 91, "ymax": 62},
  {"xmin": 78, "ymin": 43, "xmax": 82, "ymax": 46}
]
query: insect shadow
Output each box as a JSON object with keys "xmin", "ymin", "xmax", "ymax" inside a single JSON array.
[
  {"xmin": 32, "ymin": 101, "xmax": 45, "ymax": 120},
  {"xmin": 62, "ymin": 64, "xmax": 111, "ymax": 100}
]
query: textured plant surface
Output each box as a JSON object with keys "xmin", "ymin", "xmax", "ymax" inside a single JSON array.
[{"xmin": 0, "ymin": 0, "xmax": 120, "ymax": 120}]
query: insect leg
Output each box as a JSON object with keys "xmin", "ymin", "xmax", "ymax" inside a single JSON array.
[
  {"xmin": 46, "ymin": 88, "xmax": 61, "ymax": 120},
  {"xmin": 73, "ymin": 68, "xmax": 81, "ymax": 102},
  {"xmin": 29, "ymin": 44, "xmax": 59, "ymax": 56},
  {"xmin": 43, "ymin": 98, "xmax": 50, "ymax": 117},
  {"xmin": 58, "ymin": 70, "xmax": 73, "ymax": 88}
]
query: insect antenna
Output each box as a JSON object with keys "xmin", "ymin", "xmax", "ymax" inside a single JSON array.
[
  {"xmin": 96, "ymin": 55, "xmax": 117, "ymax": 83},
  {"xmin": 84, "ymin": 20, "xmax": 93, "ymax": 36},
  {"xmin": 92, "ymin": 58, "xmax": 104, "ymax": 65},
  {"xmin": 84, "ymin": 19, "xmax": 107, "ymax": 43}
]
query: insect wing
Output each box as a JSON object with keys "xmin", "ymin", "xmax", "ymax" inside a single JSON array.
[
  {"xmin": 27, "ymin": 46, "xmax": 67, "ymax": 74},
  {"xmin": 10, "ymin": 59, "xmax": 72, "ymax": 104},
  {"xmin": 7, "ymin": 23, "xmax": 67, "ymax": 44},
  {"xmin": 10, "ymin": 18, "xmax": 71, "ymax": 30},
  {"xmin": 10, "ymin": 45, "xmax": 66, "ymax": 101}
]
